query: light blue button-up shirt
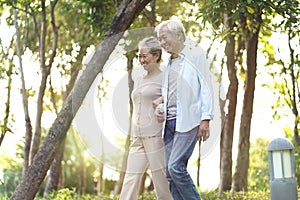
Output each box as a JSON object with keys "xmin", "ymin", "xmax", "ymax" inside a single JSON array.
[{"xmin": 162, "ymin": 43, "xmax": 214, "ymax": 132}]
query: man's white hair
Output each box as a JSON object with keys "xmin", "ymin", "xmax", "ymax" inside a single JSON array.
[{"xmin": 155, "ymin": 19, "xmax": 186, "ymax": 42}]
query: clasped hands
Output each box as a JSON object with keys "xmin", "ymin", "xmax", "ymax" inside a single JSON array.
[{"xmin": 152, "ymin": 96, "xmax": 210, "ymax": 141}]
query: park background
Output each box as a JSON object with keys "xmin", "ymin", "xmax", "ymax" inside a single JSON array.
[{"xmin": 0, "ymin": 0, "xmax": 299, "ymax": 199}]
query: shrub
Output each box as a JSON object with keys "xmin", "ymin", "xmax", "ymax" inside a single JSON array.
[
  {"xmin": 8, "ymin": 187, "xmax": 300, "ymax": 199},
  {"xmin": 39, "ymin": 188, "xmax": 117, "ymax": 200},
  {"xmin": 201, "ymin": 189, "xmax": 270, "ymax": 200},
  {"xmin": 38, "ymin": 188, "xmax": 272, "ymax": 200}
]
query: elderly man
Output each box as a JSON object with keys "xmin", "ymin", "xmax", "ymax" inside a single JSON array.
[{"xmin": 153, "ymin": 19, "xmax": 214, "ymax": 200}]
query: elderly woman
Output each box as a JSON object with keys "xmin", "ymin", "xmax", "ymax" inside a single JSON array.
[{"xmin": 119, "ymin": 37, "xmax": 172, "ymax": 200}]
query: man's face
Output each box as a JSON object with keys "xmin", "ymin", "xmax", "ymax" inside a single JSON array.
[{"xmin": 158, "ymin": 25, "xmax": 180, "ymax": 54}]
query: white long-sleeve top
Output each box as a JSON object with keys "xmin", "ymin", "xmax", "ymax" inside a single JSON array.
[{"xmin": 162, "ymin": 43, "xmax": 214, "ymax": 133}]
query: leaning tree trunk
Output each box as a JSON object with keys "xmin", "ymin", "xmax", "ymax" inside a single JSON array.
[
  {"xmin": 232, "ymin": 16, "xmax": 261, "ymax": 192},
  {"xmin": 11, "ymin": 1, "xmax": 151, "ymax": 199},
  {"xmin": 44, "ymin": 50, "xmax": 86, "ymax": 195},
  {"xmin": 219, "ymin": 12, "xmax": 238, "ymax": 193}
]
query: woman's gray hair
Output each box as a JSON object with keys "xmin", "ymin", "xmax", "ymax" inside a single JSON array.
[
  {"xmin": 155, "ymin": 19, "xmax": 186, "ymax": 42},
  {"xmin": 138, "ymin": 37, "xmax": 162, "ymax": 63}
]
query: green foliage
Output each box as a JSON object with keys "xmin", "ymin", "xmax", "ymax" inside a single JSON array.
[
  {"xmin": 39, "ymin": 188, "xmax": 118, "ymax": 200},
  {"xmin": 288, "ymin": 132, "xmax": 300, "ymax": 186},
  {"xmin": 58, "ymin": 0, "xmax": 115, "ymax": 42},
  {"xmin": 0, "ymin": 152, "xmax": 22, "ymax": 197},
  {"xmin": 202, "ymin": 189, "xmax": 270, "ymax": 199},
  {"xmin": 248, "ymin": 138, "xmax": 270, "ymax": 191},
  {"xmin": 199, "ymin": 0, "xmax": 300, "ymax": 40},
  {"xmin": 293, "ymin": 143, "xmax": 300, "ymax": 186},
  {"xmin": 75, "ymin": 0, "xmax": 115, "ymax": 35},
  {"xmin": 102, "ymin": 179, "xmax": 116, "ymax": 195},
  {"xmin": 62, "ymin": 128, "xmax": 96, "ymax": 194},
  {"xmin": 42, "ymin": 188, "xmax": 77, "ymax": 200},
  {"xmin": 137, "ymin": 193, "xmax": 156, "ymax": 200},
  {"xmin": 262, "ymin": 4, "xmax": 300, "ymax": 135},
  {"xmin": 34, "ymin": 188, "xmax": 273, "ymax": 200},
  {"xmin": 61, "ymin": 128, "xmax": 123, "ymax": 195},
  {"xmin": 1, "ymin": 0, "xmax": 116, "ymax": 51}
]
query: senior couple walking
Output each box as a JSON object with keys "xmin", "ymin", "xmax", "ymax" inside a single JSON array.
[{"xmin": 119, "ymin": 19, "xmax": 214, "ymax": 200}]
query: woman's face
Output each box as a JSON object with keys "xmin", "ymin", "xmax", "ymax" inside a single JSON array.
[{"xmin": 138, "ymin": 48, "xmax": 159, "ymax": 71}]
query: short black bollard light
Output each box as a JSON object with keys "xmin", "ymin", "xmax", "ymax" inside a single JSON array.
[{"xmin": 268, "ymin": 138, "xmax": 298, "ymax": 200}]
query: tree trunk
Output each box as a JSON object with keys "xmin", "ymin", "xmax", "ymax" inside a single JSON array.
[
  {"xmin": 30, "ymin": 0, "xmax": 59, "ymax": 164},
  {"xmin": 44, "ymin": 53, "xmax": 85, "ymax": 195},
  {"xmin": 219, "ymin": 13, "xmax": 238, "ymax": 193},
  {"xmin": 142, "ymin": 0, "xmax": 156, "ymax": 27},
  {"xmin": 11, "ymin": 1, "xmax": 151, "ymax": 199},
  {"xmin": 0, "ymin": 62, "xmax": 13, "ymax": 146},
  {"xmin": 196, "ymin": 140, "xmax": 201, "ymax": 187},
  {"xmin": 30, "ymin": 0, "xmax": 47, "ymax": 163},
  {"xmin": 114, "ymin": 51, "xmax": 136, "ymax": 194},
  {"xmin": 97, "ymin": 163, "xmax": 104, "ymax": 195},
  {"xmin": 287, "ymin": 30, "xmax": 300, "ymax": 146},
  {"xmin": 147, "ymin": 178, "xmax": 154, "ymax": 191},
  {"xmin": 114, "ymin": 134, "xmax": 131, "ymax": 195},
  {"xmin": 44, "ymin": 139, "xmax": 65, "ymax": 194},
  {"xmin": 13, "ymin": 8, "xmax": 33, "ymax": 177},
  {"xmin": 43, "ymin": 77, "xmax": 62, "ymax": 195},
  {"xmin": 232, "ymin": 24, "xmax": 260, "ymax": 193},
  {"xmin": 71, "ymin": 131, "xmax": 86, "ymax": 195},
  {"xmin": 139, "ymin": 172, "xmax": 147, "ymax": 195},
  {"xmin": 96, "ymin": 73, "xmax": 107, "ymax": 195},
  {"xmin": 37, "ymin": 1, "xmax": 63, "ymax": 194}
]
